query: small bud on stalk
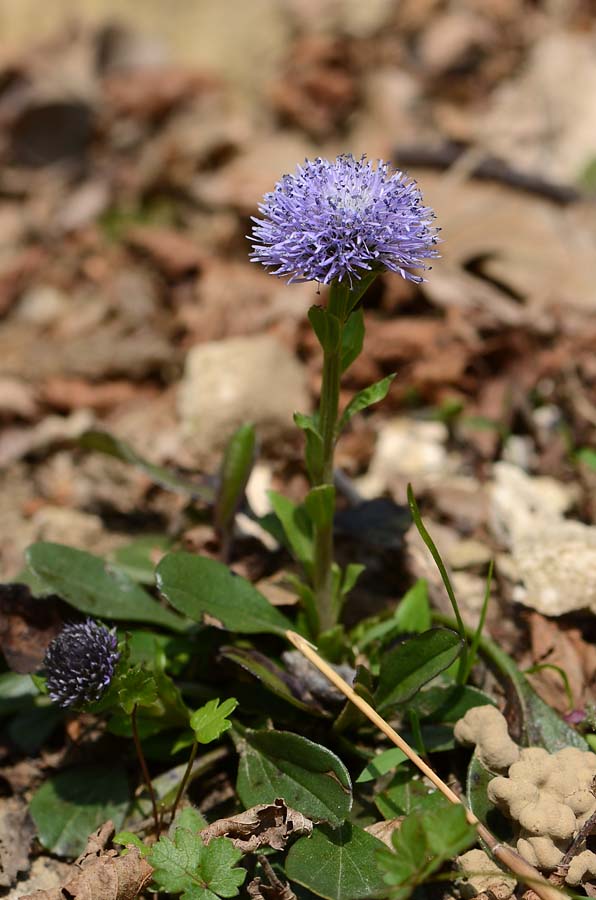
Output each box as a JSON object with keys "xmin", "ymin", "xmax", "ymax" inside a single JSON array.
[{"xmin": 43, "ymin": 618, "xmax": 119, "ymax": 708}]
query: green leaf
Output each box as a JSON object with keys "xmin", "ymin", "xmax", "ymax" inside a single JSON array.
[
  {"xmin": 294, "ymin": 413, "xmax": 324, "ymax": 483},
  {"xmin": 108, "ymin": 665, "xmax": 189, "ymax": 737},
  {"xmin": 113, "ymin": 831, "xmax": 149, "ymax": 855},
  {"xmin": 338, "ymin": 375, "xmax": 395, "ymax": 431},
  {"xmin": 175, "ymin": 806, "xmax": 209, "ymax": 832},
  {"xmin": 394, "ymin": 579, "xmax": 431, "ymax": 633},
  {"xmin": 407, "ymin": 487, "xmax": 469, "ymax": 684},
  {"xmin": 26, "ymin": 543, "xmax": 187, "ymax": 632},
  {"xmin": 345, "ymin": 270, "xmax": 379, "ymax": 314},
  {"xmin": 577, "ymin": 447, "xmax": 596, "ymax": 470},
  {"xmin": 79, "ymin": 430, "xmax": 215, "ymax": 502},
  {"xmin": 294, "ymin": 411, "xmax": 321, "ymax": 440},
  {"xmin": 309, "ymin": 307, "xmax": 341, "ymax": 352},
  {"xmin": 268, "ymin": 491, "xmax": 314, "ymax": 571},
  {"xmin": 356, "ymin": 747, "xmax": 407, "ymax": 783},
  {"xmin": 352, "ymin": 580, "xmax": 431, "ymax": 651},
  {"xmin": 236, "ymin": 728, "xmax": 351, "ymax": 826},
  {"xmin": 435, "ymin": 612, "xmax": 589, "ymax": 751},
  {"xmin": 341, "ymin": 306, "xmax": 365, "ymax": 374},
  {"xmin": 466, "ymin": 754, "xmax": 510, "ymax": 841},
  {"xmin": 156, "ymin": 552, "xmax": 293, "ymax": 636},
  {"xmin": 407, "ymin": 684, "xmax": 495, "ymax": 723},
  {"xmin": 340, "ymin": 563, "xmax": 365, "ymax": 599},
  {"xmin": 0, "ymin": 672, "xmax": 38, "ymax": 717},
  {"xmin": 116, "ymin": 665, "xmax": 159, "ymax": 715},
  {"xmin": 111, "ymin": 535, "xmax": 172, "ymax": 585},
  {"xmin": 377, "ymin": 804, "xmax": 476, "ymax": 900},
  {"xmin": 304, "ymin": 485, "xmax": 335, "ymax": 531},
  {"xmin": 376, "ymin": 628, "xmax": 463, "ymax": 711},
  {"xmin": 215, "ymin": 424, "xmax": 256, "ymax": 534},
  {"xmin": 29, "ymin": 764, "xmax": 129, "ymax": 857},
  {"xmin": 8, "ymin": 705, "xmax": 62, "ymax": 754},
  {"xmin": 286, "ymin": 823, "xmax": 387, "ymax": 900},
  {"xmin": 375, "ymin": 771, "xmax": 448, "ymax": 819},
  {"xmin": 474, "ymin": 630, "xmax": 588, "ymax": 751},
  {"xmin": 220, "ymin": 646, "xmax": 326, "ymax": 715},
  {"xmin": 149, "ymin": 832, "xmax": 245, "ymax": 900},
  {"xmin": 190, "ymin": 697, "xmax": 238, "ymax": 744}
]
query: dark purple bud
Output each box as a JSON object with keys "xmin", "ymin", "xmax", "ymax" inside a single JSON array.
[{"xmin": 43, "ymin": 619, "xmax": 119, "ymax": 708}]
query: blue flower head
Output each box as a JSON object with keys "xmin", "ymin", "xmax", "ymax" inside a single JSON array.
[
  {"xmin": 250, "ymin": 154, "xmax": 439, "ymax": 286},
  {"xmin": 43, "ymin": 618, "xmax": 119, "ymax": 708}
]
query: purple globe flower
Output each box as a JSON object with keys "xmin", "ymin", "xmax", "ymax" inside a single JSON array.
[
  {"xmin": 250, "ymin": 154, "xmax": 439, "ymax": 286},
  {"xmin": 43, "ymin": 619, "xmax": 119, "ymax": 708}
]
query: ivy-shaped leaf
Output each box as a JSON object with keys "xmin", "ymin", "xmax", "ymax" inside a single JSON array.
[
  {"xmin": 149, "ymin": 831, "xmax": 245, "ymax": 900},
  {"xmin": 190, "ymin": 698, "xmax": 238, "ymax": 744},
  {"xmin": 116, "ymin": 665, "xmax": 159, "ymax": 715}
]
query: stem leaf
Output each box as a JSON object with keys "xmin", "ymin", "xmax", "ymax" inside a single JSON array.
[
  {"xmin": 304, "ymin": 485, "xmax": 335, "ymax": 531},
  {"xmin": 268, "ymin": 491, "xmax": 314, "ymax": 571},
  {"xmin": 338, "ymin": 374, "xmax": 396, "ymax": 431},
  {"xmin": 309, "ymin": 306, "xmax": 341, "ymax": 352},
  {"xmin": 340, "ymin": 306, "xmax": 365, "ymax": 374}
]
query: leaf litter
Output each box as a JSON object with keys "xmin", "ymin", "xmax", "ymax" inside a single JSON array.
[{"xmin": 0, "ymin": 2, "xmax": 595, "ymax": 898}]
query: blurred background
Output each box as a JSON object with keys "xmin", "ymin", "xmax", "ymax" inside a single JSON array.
[{"xmin": 1, "ymin": 0, "xmax": 596, "ymax": 618}]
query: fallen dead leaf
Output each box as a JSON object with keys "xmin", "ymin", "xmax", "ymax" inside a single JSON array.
[
  {"xmin": 0, "ymin": 409, "xmax": 94, "ymax": 467},
  {"xmin": 248, "ymin": 855, "xmax": 297, "ymax": 900},
  {"xmin": 127, "ymin": 225, "xmax": 203, "ymax": 280},
  {"xmin": 0, "ymin": 795, "xmax": 36, "ymax": 888},
  {"xmin": 103, "ymin": 66, "xmax": 214, "ymax": 119},
  {"xmin": 20, "ymin": 821, "xmax": 153, "ymax": 900},
  {"xmin": 0, "ymin": 584, "xmax": 65, "ymax": 674},
  {"xmin": 40, "ymin": 377, "xmax": 151, "ymax": 413},
  {"xmin": 200, "ymin": 798, "xmax": 312, "ymax": 852},
  {"xmin": 526, "ymin": 612, "xmax": 596, "ymax": 713},
  {"xmin": 365, "ymin": 817, "xmax": 403, "ymax": 849},
  {"xmin": 0, "ymin": 377, "xmax": 38, "ymax": 420}
]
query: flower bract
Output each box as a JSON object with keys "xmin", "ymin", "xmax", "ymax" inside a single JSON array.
[
  {"xmin": 43, "ymin": 618, "xmax": 119, "ymax": 708},
  {"xmin": 250, "ymin": 154, "xmax": 439, "ymax": 285}
]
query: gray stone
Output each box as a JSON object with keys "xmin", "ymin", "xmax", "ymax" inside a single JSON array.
[{"xmin": 177, "ymin": 334, "xmax": 309, "ymax": 465}]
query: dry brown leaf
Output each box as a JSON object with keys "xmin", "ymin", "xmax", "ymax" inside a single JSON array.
[
  {"xmin": 365, "ymin": 817, "xmax": 403, "ymax": 849},
  {"xmin": 21, "ymin": 821, "xmax": 152, "ymax": 900},
  {"xmin": 200, "ymin": 798, "xmax": 313, "ymax": 852},
  {"xmin": 0, "ymin": 377, "xmax": 38, "ymax": 420},
  {"xmin": 422, "ymin": 175, "xmax": 596, "ymax": 330},
  {"xmin": 127, "ymin": 226, "xmax": 203, "ymax": 280},
  {"xmin": 40, "ymin": 378, "xmax": 150, "ymax": 413},
  {"xmin": 0, "ymin": 796, "xmax": 36, "ymax": 888},
  {"xmin": 248, "ymin": 855, "xmax": 297, "ymax": 900},
  {"xmin": 0, "ymin": 584, "xmax": 65, "ymax": 674},
  {"xmin": 103, "ymin": 67, "xmax": 214, "ymax": 119},
  {"xmin": 526, "ymin": 613, "xmax": 596, "ymax": 713}
]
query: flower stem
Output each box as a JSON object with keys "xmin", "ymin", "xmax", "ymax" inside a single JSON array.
[
  {"xmin": 169, "ymin": 740, "xmax": 198, "ymax": 825},
  {"xmin": 311, "ymin": 281, "xmax": 349, "ymax": 634},
  {"xmin": 131, "ymin": 703, "xmax": 160, "ymax": 837}
]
